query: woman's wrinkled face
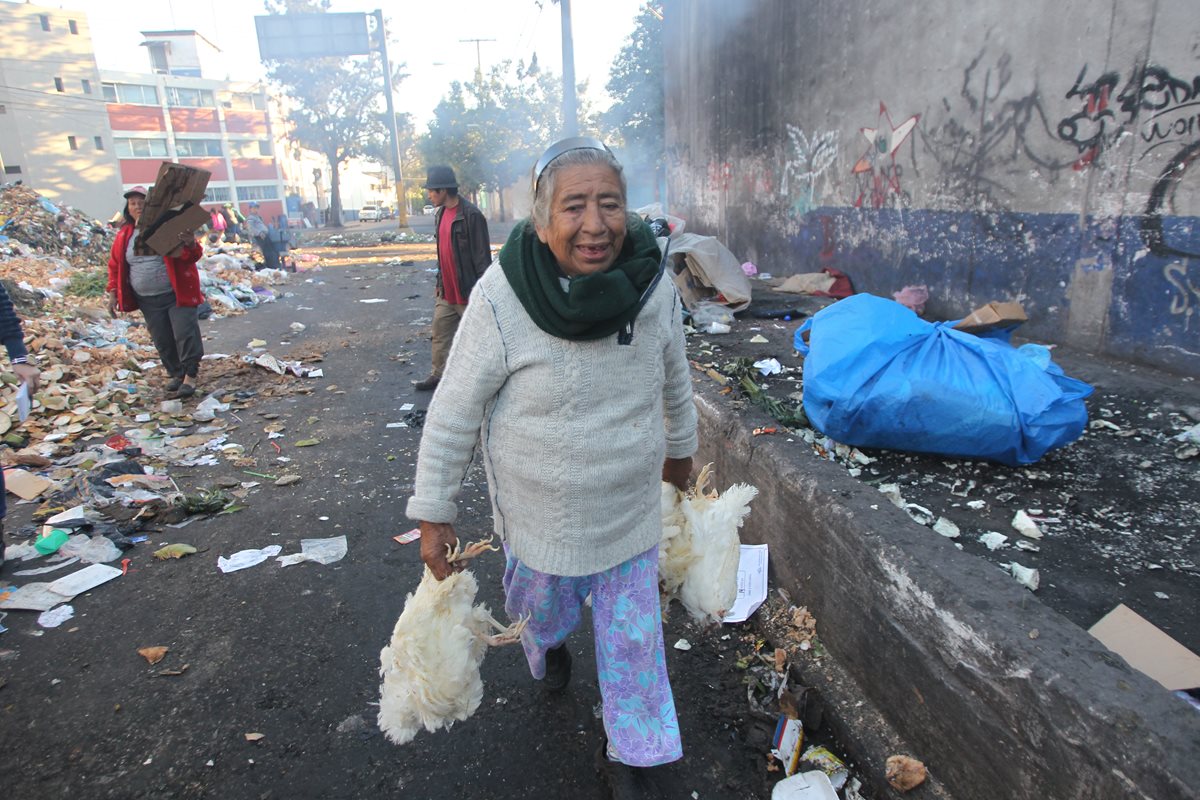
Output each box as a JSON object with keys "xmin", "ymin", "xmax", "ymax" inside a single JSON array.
[
  {"xmin": 535, "ymin": 164, "xmax": 626, "ymax": 277},
  {"xmin": 127, "ymin": 194, "xmax": 146, "ymax": 222}
]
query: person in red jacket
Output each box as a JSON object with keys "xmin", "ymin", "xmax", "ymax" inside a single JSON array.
[{"xmin": 106, "ymin": 186, "xmax": 206, "ymax": 398}]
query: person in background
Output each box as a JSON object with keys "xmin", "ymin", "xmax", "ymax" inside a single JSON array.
[
  {"xmin": 413, "ymin": 165, "xmax": 492, "ymax": 391},
  {"xmin": 246, "ymin": 201, "xmax": 281, "ymax": 271},
  {"xmin": 0, "ymin": 282, "xmax": 40, "ymax": 567},
  {"xmin": 407, "ymin": 138, "xmax": 697, "ymax": 799},
  {"xmin": 106, "ymin": 185, "xmax": 205, "ymax": 399},
  {"xmin": 209, "ymin": 205, "xmax": 227, "ymax": 240},
  {"xmin": 223, "ymin": 202, "xmax": 244, "ymax": 243}
]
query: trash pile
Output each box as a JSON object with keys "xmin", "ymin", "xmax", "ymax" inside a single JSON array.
[
  {"xmin": 693, "ymin": 592, "xmax": 910, "ymax": 798},
  {"xmin": 298, "ymin": 230, "xmax": 434, "ymax": 249},
  {"xmin": 0, "ymin": 184, "xmax": 337, "ymax": 630},
  {"xmin": 687, "ymin": 286, "xmax": 1199, "ymax": 642},
  {"xmin": 0, "ymin": 183, "xmax": 113, "ymax": 269}
]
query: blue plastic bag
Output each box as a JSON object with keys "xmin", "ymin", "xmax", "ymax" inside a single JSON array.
[{"xmin": 794, "ymin": 294, "xmax": 1093, "ymax": 465}]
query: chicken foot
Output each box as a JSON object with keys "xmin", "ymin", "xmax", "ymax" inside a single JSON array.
[
  {"xmin": 444, "ymin": 536, "xmax": 499, "ymax": 564},
  {"xmin": 478, "ymin": 611, "xmax": 531, "ymax": 647}
]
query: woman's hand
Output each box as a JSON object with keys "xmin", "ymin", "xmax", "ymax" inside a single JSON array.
[
  {"xmin": 662, "ymin": 456, "xmax": 693, "ymax": 492},
  {"xmin": 107, "ymin": 291, "xmax": 120, "ymax": 318},
  {"xmin": 418, "ymin": 520, "xmax": 461, "ymax": 581},
  {"xmin": 12, "ymin": 362, "xmax": 40, "ymax": 393}
]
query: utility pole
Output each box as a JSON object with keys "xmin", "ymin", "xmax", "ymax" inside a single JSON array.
[
  {"xmin": 558, "ymin": 0, "xmax": 578, "ymax": 136},
  {"xmin": 374, "ymin": 9, "xmax": 408, "ymax": 228},
  {"xmin": 458, "ymin": 38, "xmax": 496, "ymax": 85}
]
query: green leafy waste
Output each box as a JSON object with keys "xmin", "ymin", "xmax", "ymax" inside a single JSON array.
[
  {"xmin": 720, "ymin": 357, "xmax": 809, "ymax": 429},
  {"xmin": 63, "ymin": 270, "xmax": 108, "ymax": 298},
  {"xmin": 176, "ymin": 489, "xmax": 233, "ymax": 515}
]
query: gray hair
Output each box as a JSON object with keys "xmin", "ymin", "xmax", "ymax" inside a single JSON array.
[{"xmin": 530, "ymin": 147, "xmax": 627, "ymax": 230}]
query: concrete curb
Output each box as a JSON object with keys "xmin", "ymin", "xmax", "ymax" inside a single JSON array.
[{"xmin": 692, "ymin": 383, "xmax": 1200, "ymax": 799}]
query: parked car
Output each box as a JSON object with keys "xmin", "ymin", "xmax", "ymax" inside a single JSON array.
[
  {"xmin": 422, "ymin": 204, "xmax": 436, "ymax": 216},
  {"xmin": 359, "ymin": 204, "xmax": 381, "ymax": 222}
]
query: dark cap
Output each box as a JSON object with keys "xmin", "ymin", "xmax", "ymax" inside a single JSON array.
[
  {"xmin": 424, "ymin": 165, "xmax": 458, "ymax": 190},
  {"xmin": 123, "ymin": 185, "xmax": 148, "ymax": 199}
]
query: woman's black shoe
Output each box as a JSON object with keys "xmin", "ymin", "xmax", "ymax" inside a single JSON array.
[{"xmin": 543, "ymin": 644, "xmax": 572, "ymax": 692}]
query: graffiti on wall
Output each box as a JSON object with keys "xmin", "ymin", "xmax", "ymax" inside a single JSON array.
[
  {"xmin": 852, "ymin": 102, "xmax": 919, "ymax": 208},
  {"xmin": 1164, "ymin": 261, "xmax": 1199, "ymax": 330},
  {"xmin": 1142, "ymin": 139, "xmax": 1200, "ymax": 259},
  {"xmin": 1058, "ymin": 64, "xmax": 1200, "ymax": 169},
  {"xmin": 780, "ymin": 125, "xmax": 838, "ymax": 216},
  {"xmin": 1058, "ymin": 67, "xmax": 1123, "ymax": 169},
  {"xmin": 919, "ymin": 50, "xmax": 1071, "ymax": 213}
]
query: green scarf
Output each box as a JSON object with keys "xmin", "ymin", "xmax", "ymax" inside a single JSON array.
[{"xmin": 499, "ymin": 215, "xmax": 663, "ymax": 341}]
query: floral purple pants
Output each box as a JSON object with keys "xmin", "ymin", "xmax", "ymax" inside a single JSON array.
[{"xmin": 502, "ymin": 543, "xmax": 683, "ymax": 767}]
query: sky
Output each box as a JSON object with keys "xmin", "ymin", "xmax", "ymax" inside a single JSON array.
[{"xmin": 58, "ymin": 0, "xmax": 649, "ymax": 129}]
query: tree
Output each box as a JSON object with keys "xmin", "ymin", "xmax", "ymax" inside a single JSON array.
[
  {"xmin": 602, "ymin": 6, "xmax": 665, "ymax": 201},
  {"xmin": 420, "ymin": 59, "xmax": 597, "ymax": 220},
  {"xmin": 261, "ymin": 0, "xmax": 398, "ymax": 226}
]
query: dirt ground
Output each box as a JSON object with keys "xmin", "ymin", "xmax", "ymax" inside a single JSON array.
[
  {"xmin": 0, "ymin": 259, "xmax": 867, "ymax": 800},
  {"xmin": 693, "ymin": 285, "xmax": 1200, "ymax": 656}
]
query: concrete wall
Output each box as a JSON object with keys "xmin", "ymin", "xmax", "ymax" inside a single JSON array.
[
  {"xmin": 692, "ymin": 385, "xmax": 1200, "ymax": 798},
  {"xmin": 664, "ymin": 0, "xmax": 1200, "ymax": 376}
]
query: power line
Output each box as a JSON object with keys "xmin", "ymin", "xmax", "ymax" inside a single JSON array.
[{"xmin": 458, "ymin": 38, "xmax": 496, "ymax": 80}]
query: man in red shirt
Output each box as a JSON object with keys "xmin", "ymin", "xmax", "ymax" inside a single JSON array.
[{"xmin": 416, "ymin": 166, "xmax": 493, "ymax": 391}]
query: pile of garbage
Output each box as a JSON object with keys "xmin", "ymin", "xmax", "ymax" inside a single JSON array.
[
  {"xmin": 0, "ymin": 183, "xmax": 112, "ymax": 269},
  {"xmin": 308, "ymin": 230, "xmax": 434, "ymax": 248}
]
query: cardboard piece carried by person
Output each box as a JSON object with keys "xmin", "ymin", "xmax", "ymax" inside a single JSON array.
[{"xmin": 138, "ymin": 162, "xmax": 211, "ymax": 257}]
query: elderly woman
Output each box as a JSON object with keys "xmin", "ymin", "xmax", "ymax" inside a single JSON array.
[
  {"xmin": 106, "ymin": 186, "xmax": 205, "ymax": 398},
  {"xmin": 407, "ymin": 137, "xmax": 697, "ymax": 797}
]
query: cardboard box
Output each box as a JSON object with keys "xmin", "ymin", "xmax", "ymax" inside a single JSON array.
[
  {"xmin": 771, "ymin": 715, "xmax": 804, "ymax": 775},
  {"xmin": 952, "ymin": 301, "xmax": 1027, "ymax": 335},
  {"xmin": 1089, "ymin": 603, "xmax": 1200, "ymax": 691},
  {"xmin": 139, "ymin": 162, "xmax": 211, "ymax": 257}
]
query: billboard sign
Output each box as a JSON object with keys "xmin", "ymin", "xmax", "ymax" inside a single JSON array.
[{"xmin": 254, "ymin": 13, "xmax": 372, "ymax": 61}]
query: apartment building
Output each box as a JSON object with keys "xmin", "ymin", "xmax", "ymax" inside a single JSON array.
[
  {"xmin": 1, "ymin": 3, "xmax": 286, "ymax": 224},
  {"xmin": 0, "ymin": 2, "xmax": 122, "ymax": 218},
  {"xmin": 103, "ymin": 30, "xmax": 286, "ymax": 224}
]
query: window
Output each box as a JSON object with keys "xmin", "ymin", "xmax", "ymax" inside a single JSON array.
[
  {"xmin": 166, "ymin": 87, "xmax": 215, "ymax": 108},
  {"xmin": 228, "ymin": 92, "xmax": 268, "ymax": 111},
  {"xmin": 69, "ymin": 20, "xmax": 79, "ymax": 35},
  {"xmin": 229, "ymin": 140, "xmax": 273, "ymax": 158},
  {"xmin": 238, "ymin": 185, "xmax": 279, "ymax": 201},
  {"xmin": 81, "ymin": 79, "xmax": 92, "ymax": 94},
  {"xmin": 175, "ymin": 139, "xmax": 223, "ymax": 157},
  {"xmin": 94, "ymin": 136, "xmax": 104, "ymax": 150},
  {"xmin": 204, "ymin": 186, "xmax": 232, "ymax": 202},
  {"xmin": 114, "ymin": 137, "xmax": 169, "ymax": 158},
  {"xmin": 103, "ymin": 83, "xmax": 158, "ymax": 105},
  {"xmin": 148, "ymin": 43, "xmax": 170, "ymax": 75},
  {"xmin": 4, "ymin": 166, "xmax": 21, "ymax": 175},
  {"xmin": 54, "ymin": 77, "xmax": 65, "ymax": 93},
  {"xmin": 39, "ymin": 15, "xmax": 50, "ymax": 31},
  {"xmin": 67, "ymin": 136, "xmax": 78, "ymax": 150}
]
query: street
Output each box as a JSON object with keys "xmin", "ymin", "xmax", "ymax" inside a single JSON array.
[{"xmin": 0, "ymin": 240, "xmax": 781, "ymax": 800}]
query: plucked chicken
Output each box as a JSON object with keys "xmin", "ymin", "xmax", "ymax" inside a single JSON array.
[
  {"xmin": 659, "ymin": 464, "xmax": 759, "ymax": 624},
  {"xmin": 378, "ymin": 537, "xmax": 527, "ymax": 745}
]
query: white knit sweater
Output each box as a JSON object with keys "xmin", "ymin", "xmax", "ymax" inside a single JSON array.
[{"xmin": 406, "ymin": 261, "xmax": 699, "ymax": 577}]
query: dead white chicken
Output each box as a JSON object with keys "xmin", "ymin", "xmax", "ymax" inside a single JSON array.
[
  {"xmin": 378, "ymin": 537, "xmax": 528, "ymax": 745},
  {"xmin": 658, "ymin": 480, "xmax": 694, "ymax": 605},
  {"xmin": 659, "ymin": 463, "xmax": 759, "ymax": 624}
]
